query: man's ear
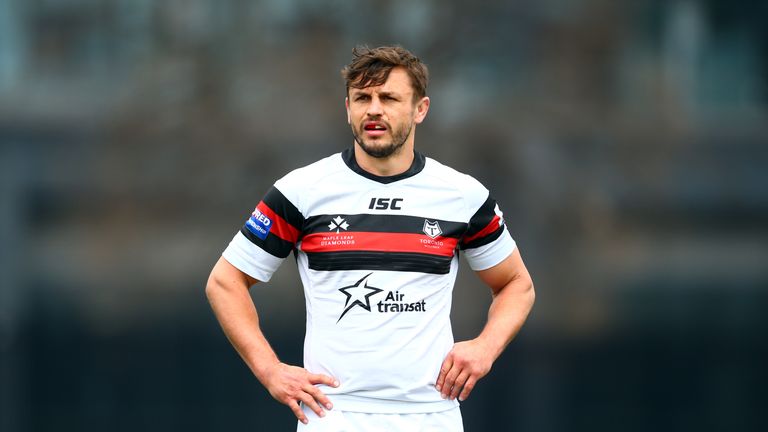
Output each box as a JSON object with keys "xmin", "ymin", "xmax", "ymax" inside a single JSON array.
[
  {"xmin": 345, "ymin": 97, "xmax": 351, "ymax": 124},
  {"xmin": 414, "ymin": 96, "xmax": 430, "ymax": 124}
]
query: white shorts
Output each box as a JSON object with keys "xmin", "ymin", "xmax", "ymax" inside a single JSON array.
[{"xmin": 296, "ymin": 405, "xmax": 464, "ymax": 432}]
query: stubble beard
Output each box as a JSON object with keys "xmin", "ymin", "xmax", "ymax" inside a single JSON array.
[{"xmin": 351, "ymin": 120, "xmax": 414, "ymax": 159}]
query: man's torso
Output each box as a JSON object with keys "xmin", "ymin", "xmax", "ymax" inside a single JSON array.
[{"xmin": 223, "ymin": 149, "xmax": 515, "ymax": 413}]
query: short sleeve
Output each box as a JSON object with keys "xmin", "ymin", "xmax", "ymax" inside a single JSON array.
[
  {"xmin": 460, "ymin": 195, "xmax": 517, "ymax": 271},
  {"xmin": 222, "ymin": 185, "xmax": 305, "ymax": 282}
]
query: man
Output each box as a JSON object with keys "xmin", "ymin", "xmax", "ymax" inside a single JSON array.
[{"xmin": 206, "ymin": 45, "xmax": 535, "ymax": 431}]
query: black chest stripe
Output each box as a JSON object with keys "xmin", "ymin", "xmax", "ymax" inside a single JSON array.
[
  {"xmin": 304, "ymin": 214, "xmax": 466, "ymax": 238},
  {"xmin": 306, "ymin": 251, "xmax": 453, "ymax": 275}
]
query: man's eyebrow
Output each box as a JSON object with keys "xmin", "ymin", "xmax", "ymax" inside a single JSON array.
[
  {"xmin": 349, "ymin": 89, "xmax": 405, "ymax": 99},
  {"xmin": 377, "ymin": 91, "xmax": 400, "ymax": 98}
]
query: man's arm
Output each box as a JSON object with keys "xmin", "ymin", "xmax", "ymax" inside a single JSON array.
[
  {"xmin": 435, "ymin": 247, "xmax": 535, "ymax": 401},
  {"xmin": 205, "ymin": 257, "xmax": 338, "ymax": 424}
]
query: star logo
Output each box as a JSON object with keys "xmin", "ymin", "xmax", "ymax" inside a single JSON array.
[
  {"xmin": 328, "ymin": 216, "xmax": 350, "ymax": 233},
  {"xmin": 337, "ymin": 273, "xmax": 383, "ymax": 323}
]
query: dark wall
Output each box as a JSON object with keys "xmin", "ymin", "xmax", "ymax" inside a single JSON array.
[{"xmin": 1, "ymin": 1, "xmax": 766, "ymax": 431}]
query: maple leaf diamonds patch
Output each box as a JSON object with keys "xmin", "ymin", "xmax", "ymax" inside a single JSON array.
[{"xmin": 328, "ymin": 216, "xmax": 350, "ymax": 233}]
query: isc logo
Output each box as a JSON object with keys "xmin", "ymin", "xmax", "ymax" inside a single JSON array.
[{"xmin": 368, "ymin": 197, "xmax": 404, "ymax": 210}]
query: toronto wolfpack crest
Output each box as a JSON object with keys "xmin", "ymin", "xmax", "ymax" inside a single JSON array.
[{"xmin": 422, "ymin": 220, "xmax": 442, "ymax": 239}]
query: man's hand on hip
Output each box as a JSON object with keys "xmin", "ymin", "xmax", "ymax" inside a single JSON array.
[
  {"xmin": 435, "ymin": 339, "xmax": 494, "ymax": 401},
  {"xmin": 262, "ymin": 362, "xmax": 339, "ymax": 424}
]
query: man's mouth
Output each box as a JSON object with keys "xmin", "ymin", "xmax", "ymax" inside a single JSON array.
[{"xmin": 363, "ymin": 121, "xmax": 387, "ymax": 133}]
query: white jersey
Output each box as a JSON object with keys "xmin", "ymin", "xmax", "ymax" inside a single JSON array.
[{"xmin": 223, "ymin": 148, "xmax": 516, "ymax": 414}]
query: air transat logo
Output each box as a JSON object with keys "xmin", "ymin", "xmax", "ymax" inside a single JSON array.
[
  {"xmin": 336, "ymin": 273, "xmax": 427, "ymax": 324},
  {"xmin": 337, "ymin": 273, "xmax": 382, "ymax": 323}
]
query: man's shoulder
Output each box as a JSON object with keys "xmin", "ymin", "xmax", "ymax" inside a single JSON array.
[
  {"xmin": 420, "ymin": 155, "xmax": 491, "ymax": 216},
  {"xmin": 422, "ymin": 155, "xmax": 487, "ymax": 194},
  {"xmin": 276, "ymin": 151, "xmax": 346, "ymax": 187}
]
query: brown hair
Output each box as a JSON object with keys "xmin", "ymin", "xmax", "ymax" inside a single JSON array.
[{"xmin": 341, "ymin": 45, "xmax": 429, "ymax": 100}]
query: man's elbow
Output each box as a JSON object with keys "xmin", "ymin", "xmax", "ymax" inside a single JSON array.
[
  {"xmin": 526, "ymin": 278, "xmax": 535, "ymax": 308},
  {"xmin": 511, "ymin": 273, "xmax": 535, "ymax": 310},
  {"xmin": 205, "ymin": 264, "xmax": 234, "ymax": 302},
  {"xmin": 205, "ymin": 271, "xmax": 222, "ymax": 302}
]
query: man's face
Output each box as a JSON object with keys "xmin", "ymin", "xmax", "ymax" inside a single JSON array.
[{"xmin": 346, "ymin": 67, "xmax": 429, "ymax": 159}]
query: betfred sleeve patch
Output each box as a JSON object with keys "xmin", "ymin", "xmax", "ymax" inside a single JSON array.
[{"xmin": 246, "ymin": 208, "xmax": 273, "ymax": 240}]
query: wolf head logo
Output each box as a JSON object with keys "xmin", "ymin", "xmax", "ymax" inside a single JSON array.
[{"xmin": 422, "ymin": 220, "xmax": 442, "ymax": 239}]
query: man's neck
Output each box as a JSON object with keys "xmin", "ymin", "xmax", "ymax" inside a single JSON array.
[{"xmin": 353, "ymin": 142, "xmax": 415, "ymax": 177}]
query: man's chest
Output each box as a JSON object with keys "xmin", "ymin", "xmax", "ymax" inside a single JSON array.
[{"xmin": 295, "ymin": 183, "xmax": 470, "ymax": 274}]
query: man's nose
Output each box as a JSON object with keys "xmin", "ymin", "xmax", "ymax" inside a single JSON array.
[{"xmin": 366, "ymin": 96, "xmax": 384, "ymax": 116}]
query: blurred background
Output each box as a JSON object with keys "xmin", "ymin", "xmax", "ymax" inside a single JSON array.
[{"xmin": 1, "ymin": 0, "xmax": 767, "ymax": 430}]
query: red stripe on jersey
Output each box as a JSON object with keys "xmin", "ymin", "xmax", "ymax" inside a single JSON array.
[
  {"xmin": 462, "ymin": 215, "xmax": 502, "ymax": 244},
  {"xmin": 301, "ymin": 232, "xmax": 458, "ymax": 257},
  {"xmin": 257, "ymin": 201, "xmax": 300, "ymax": 243}
]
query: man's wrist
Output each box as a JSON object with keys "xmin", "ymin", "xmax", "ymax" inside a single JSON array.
[
  {"xmin": 251, "ymin": 356, "xmax": 281, "ymax": 383},
  {"xmin": 474, "ymin": 334, "xmax": 504, "ymax": 362}
]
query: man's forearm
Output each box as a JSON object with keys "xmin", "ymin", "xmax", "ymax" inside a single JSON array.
[
  {"xmin": 205, "ymin": 259, "xmax": 278, "ymax": 382},
  {"xmin": 477, "ymin": 273, "xmax": 535, "ymax": 361},
  {"xmin": 206, "ymin": 258, "xmax": 339, "ymax": 423},
  {"xmin": 435, "ymin": 257, "xmax": 535, "ymax": 401}
]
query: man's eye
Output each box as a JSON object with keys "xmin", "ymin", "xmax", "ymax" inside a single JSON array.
[{"xmin": 356, "ymin": 95, "xmax": 370, "ymax": 101}]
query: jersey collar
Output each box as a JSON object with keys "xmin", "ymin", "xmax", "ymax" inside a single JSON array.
[{"xmin": 342, "ymin": 147, "xmax": 426, "ymax": 184}]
